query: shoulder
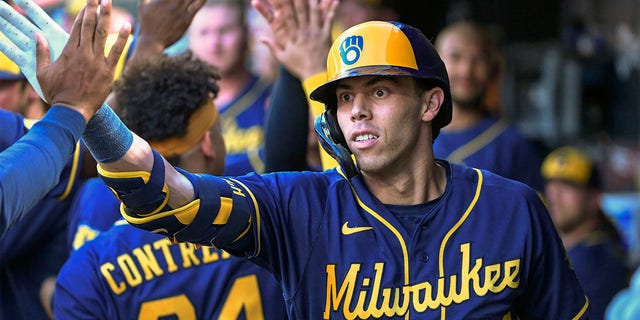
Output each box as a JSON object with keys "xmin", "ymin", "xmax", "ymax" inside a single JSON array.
[
  {"xmin": 0, "ymin": 109, "xmax": 27, "ymax": 151},
  {"xmin": 447, "ymin": 161, "xmax": 543, "ymax": 209}
]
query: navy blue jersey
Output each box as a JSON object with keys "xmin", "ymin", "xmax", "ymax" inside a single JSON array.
[
  {"xmin": 433, "ymin": 116, "xmax": 545, "ymax": 191},
  {"xmin": 67, "ymin": 177, "xmax": 122, "ymax": 252},
  {"xmin": 568, "ymin": 232, "xmax": 629, "ymax": 320},
  {"xmin": 162, "ymin": 161, "xmax": 588, "ymax": 319},
  {"xmin": 0, "ymin": 108, "xmax": 84, "ymax": 319},
  {"xmin": 57, "ymin": 178, "xmax": 287, "ymax": 319},
  {"xmin": 219, "ymin": 75, "xmax": 271, "ymax": 176}
]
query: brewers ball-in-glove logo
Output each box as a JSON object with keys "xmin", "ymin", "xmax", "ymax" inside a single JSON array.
[{"xmin": 340, "ymin": 35, "xmax": 363, "ymax": 65}]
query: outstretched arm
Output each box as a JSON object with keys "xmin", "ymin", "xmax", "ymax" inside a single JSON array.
[
  {"xmin": 0, "ymin": 0, "xmax": 130, "ymax": 235},
  {"xmin": 253, "ymin": 0, "xmax": 339, "ymax": 170},
  {"xmin": 1, "ymin": 0, "xmax": 255, "ymax": 251}
]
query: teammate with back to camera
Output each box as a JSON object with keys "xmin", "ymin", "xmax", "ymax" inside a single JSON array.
[
  {"xmin": 1, "ymin": 0, "xmax": 589, "ymax": 318},
  {"xmin": 56, "ymin": 51, "xmax": 287, "ymax": 320}
]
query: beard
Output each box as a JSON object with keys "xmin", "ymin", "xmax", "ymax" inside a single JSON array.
[{"xmin": 452, "ymin": 93, "xmax": 485, "ymax": 112}]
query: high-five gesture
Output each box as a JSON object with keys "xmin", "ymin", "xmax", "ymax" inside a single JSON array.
[
  {"xmin": 134, "ymin": 0, "xmax": 206, "ymax": 56},
  {"xmin": 252, "ymin": 0, "xmax": 338, "ymax": 79},
  {"xmin": 35, "ymin": 0, "xmax": 130, "ymax": 122}
]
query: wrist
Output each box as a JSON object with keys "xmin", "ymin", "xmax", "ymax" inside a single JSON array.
[
  {"xmin": 130, "ymin": 37, "xmax": 165, "ymax": 61},
  {"xmin": 51, "ymin": 103, "xmax": 93, "ymax": 123}
]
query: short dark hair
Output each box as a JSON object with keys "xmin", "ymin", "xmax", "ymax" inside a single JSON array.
[
  {"xmin": 114, "ymin": 51, "xmax": 220, "ymax": 142},
  {"xmin": 413, "ymin": 78, "xmax": 447, "ymax": 140}
]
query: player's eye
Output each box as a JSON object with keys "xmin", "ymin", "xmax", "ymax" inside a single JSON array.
[
  {"xmin": 372, "ymin": 88, "xmax": 388, "ymax": 98},
  {"xmin": 338, "ymin": 92, "xmax": 353, "ymax": 103}
]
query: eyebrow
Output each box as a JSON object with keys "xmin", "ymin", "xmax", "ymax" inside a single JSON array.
[{"xmin": 336, "ymin": 76, "xmax": 399, "ymax": 90}]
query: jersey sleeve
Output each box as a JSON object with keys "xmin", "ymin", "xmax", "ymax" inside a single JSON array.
[
  {"xmin": 0, "ymin": 106, "xmax": 85, "ymax": 236},
  {"xmin": 518, "ymin": 191, "xmax": 590, "ymax": 319},
  {"xmin": 264, "ymin": 65, "xmax": 312, "ymax": 172}
]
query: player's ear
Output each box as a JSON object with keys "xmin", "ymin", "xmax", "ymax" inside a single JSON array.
[
  {"xmin": 200, "ymin": 131, "xmax": 215, "ymax": 158},
  {"xmin": 421, "ymin": 87, "xmax": 444, "ymax": 122}
]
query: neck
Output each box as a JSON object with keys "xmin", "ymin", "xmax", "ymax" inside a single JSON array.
[
  {"xmin": 364, "ymin": 157, "xmax": 446, "ymax": 206},
  {"xmin": 215, "ymin": 69, "xmax": 252, "ymax": 106},
  {"xmin": 443, "ymin": 103, "xmax": 486, "ymax": 132},
  {"xmin": 560, "ymin": 215, "xmax": 600, "ymax": 249}
]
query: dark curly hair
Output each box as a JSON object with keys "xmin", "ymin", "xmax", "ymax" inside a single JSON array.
[{"xmin": 113, "ymin": 51, "xmax": 220, "ymax": 142}]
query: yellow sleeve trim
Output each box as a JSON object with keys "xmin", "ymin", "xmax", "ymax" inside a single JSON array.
[
  {"xmin": 97, "ymin": 164, "xmax": 151, "ymax": 183},
  {"xmin": 213, "ymin": 197, "xmax": 233, "ymax": 225},
  {"xmin": 572, "ymin": 297, "xmax": 589, "ymax": 320},
  {"xmin": 122, "ymin": 199, "xmax": 200, "ymax": 225},
  {"xmin": 56, "ymin": 141, "xmax": 82, "ymax": 201}
]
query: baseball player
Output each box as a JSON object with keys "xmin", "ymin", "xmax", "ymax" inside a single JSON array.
[
  {"xmin": 542, "ymin": 146, "xmax": 630, "ymax": 320},
  {"xmin": 2, "ymin": 1, "xmax": 588, "ymax": 318},
  {"xmin": 189, "ymin": 0, "xmax": 272, "ymax": 176},
  {"xmin": 57, "ymin": 53, "xmax": 286, "ymax": 320},
  {"xmin": 433, "ymin": 21, "xmax": 545, "ymax": 191}
]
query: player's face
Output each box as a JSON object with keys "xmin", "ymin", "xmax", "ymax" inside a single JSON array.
[
  {"xmin": 189, "ymin": 4, "xmax": 247, "ymax": 76},
  {"xmin": 0, "ymin": 80, "xmax": 28, "ymax": 114},
  {"xmin": 544, "ymin": 180, "xmax": 592, "ymax": 233},
  {"xmin": 334, "ymin": 76, "xmax": 429, "ymax": 175},
  {"xmin": 437, "ymin": 30, "xmax": 492, "ymax": 109}
]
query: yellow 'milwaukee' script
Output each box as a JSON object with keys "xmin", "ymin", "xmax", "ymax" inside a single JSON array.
[
  {"xmin": 100, "ymin": 239, "xmax": 231, "ymax": 295},
  {"xmin": 324, "ymin": 242, "xmax": 520, "ymax": 319}
]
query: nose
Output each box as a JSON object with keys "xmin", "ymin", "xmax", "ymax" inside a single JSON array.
[{"xmin": 350, "ymin": 94, "xmax": 371, "ymax": 121}]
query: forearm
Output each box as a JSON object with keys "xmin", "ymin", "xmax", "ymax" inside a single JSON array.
[
  {"xmin": 83, "ymin": 105, "xmax": 195, "ymax": 209},
  {"xmin": 0, "ymin": 106, "xmax": 85, "ymax": 235},
  {"xmin": 264, "ymin": 66, "xmax": 310, "ymax": 172}
]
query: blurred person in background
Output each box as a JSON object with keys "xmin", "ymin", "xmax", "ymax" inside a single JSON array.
[
  {"xmin": 542, "ymin": 145, "xmax": 630, "ymax": 320},
  {"xmin": 189, "ymin": 0, "xmax": 271, "ymax": 176},
  {"xmin": 434, "ymin": 20, "xmax": 545, "ymax": 191},
  {"xmin": 0, "ymin": 49, "xmax": 47, "ymax": 119}
]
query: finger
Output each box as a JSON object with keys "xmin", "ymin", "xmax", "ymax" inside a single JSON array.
[
  {"xmin": 0, "ymin": 1, "xmax": 41, "ymax": 50},
  {"xmin": 80, "ymin": 0, "xmax": 99, "ymax": 49},
  {"xmin": 274, "ymin": 0, "xmax": 298, "ymax": 31},
  {"xmin": 15, "ymin": 0, "xmax": 68, "ymax": 40},
  {"xmin": 93, "ymin": 0, "xmax": 112, "ymax": 55},
  {"xmin": 186, "ymin": 0, "xmax": 206, "ymax": 16},
  {"xmin": 321, "ymin": 0, "xmax": 338, "ymax": 33},
  {"xmin": 308, "ymin": 0, "xmax": 319, "ymax": 30},
  {"xmin": 259, "ymin": 37, "xmax": 280, "ymax": 58},
  {"xmin": 0, "ymin": 34, "xmax": 28, "ymax": 68},
  {"xmin": 252, "ymin": 0, "xmax": 274, "ymax": 23},
  {"xmin": 105, "ymin": 23, "xmax": 132, "ymax": 66},
  {"xmin": 67, "ymin": 6, "xmax": 86, "ymax": 48},
  {"xmin": 293, "ymin": 0, "xmax": 309, "ymax": 26},
  {"xmin": 0, "ymin": 19, "xmax": 34, "ymax": 52},
  {"xmin": 34, "ymin": 32, "xmax": 51, "ymax": 80}
]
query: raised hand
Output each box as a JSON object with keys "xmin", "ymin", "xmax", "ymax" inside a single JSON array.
[
  {"xmin": 35, "ymin": 0, "xmax": 131, "ymax": 122},
  {"xmin": 133, "ymin": 0, "xmax": 206, "ymax": 57},
  {"xmin": 252, "ymin": 0, "xmax": 338, "ymax": 79},
  {"xmin": 0, "ymin": 0, "xmax": 70, "ymax": 101}
]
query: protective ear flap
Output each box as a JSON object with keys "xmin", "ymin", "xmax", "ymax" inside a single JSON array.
[
  {"xmin": 314, "ymin": 111, "xmax": 359, "ymax": 178},
  {"xmin": 324, "ymin": 109, "xmax": 349, "ymax": 148}
]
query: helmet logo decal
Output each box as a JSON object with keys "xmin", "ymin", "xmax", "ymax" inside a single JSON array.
[{"xmin": 339, "ymin": 35, "xmax": 363, "ymax": 65}]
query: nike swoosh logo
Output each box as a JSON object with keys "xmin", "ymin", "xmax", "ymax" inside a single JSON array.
[{"xmin": 341, "ymin": 222, "xmax": 373, "ymax": 235}]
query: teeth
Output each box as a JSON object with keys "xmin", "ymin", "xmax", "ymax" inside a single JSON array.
[{"xmin": 355, "ymin": 134, "xmax": 377, "ymax": 141}]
